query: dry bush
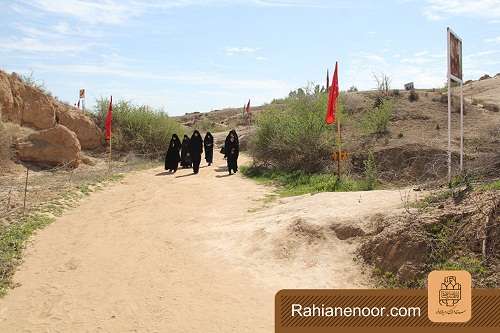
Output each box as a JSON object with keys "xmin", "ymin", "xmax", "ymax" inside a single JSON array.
[
  {"xmin": 483, "ymin": 103, "xmax": 499, "ymax": 113},
  {"xmin": 408, "ymin": 90, "xmax": 419, "ymax": 102},
  {"xmin": 343, "ymin": 93, "xmax": 364, "ymax": 114}
]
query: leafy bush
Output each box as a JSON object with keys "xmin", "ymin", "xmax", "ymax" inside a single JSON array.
[
  {"xmin": 94, "ymin": 98, "xmax": 184, "ymax": 159},
  {"xmin": 361, "ymin": 99, "xmax": 394, "ymax": 135},
  {"xmin": 249, "ymin": 85, "xmax": 335, "ymax": 173}
]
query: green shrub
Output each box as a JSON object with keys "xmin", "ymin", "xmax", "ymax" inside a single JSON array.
[
  {"xmin": 249, "ymin": 86, "xmax": 335, "ymax": 173},
  {"xmin": 361, "ymin": 99, "xmax": 393, "ymax": 135},
  {"xmin": 94, "ymin": 98, "xmax": 184, "ymax": 159}
]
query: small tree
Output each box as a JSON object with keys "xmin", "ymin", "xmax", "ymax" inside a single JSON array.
[{"xmin": 373, "ymin": 73, "xmax": 391, "ymax": 96}]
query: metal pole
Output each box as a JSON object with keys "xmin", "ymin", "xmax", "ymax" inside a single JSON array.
[
  {"xmin": 460, "ymin": 81, "xmax": 464, "ymax": 172},
  {"xmin": 23, "ymin": 167, "xmax": 29, "ymax": 215},
  {"xmin": 336, "ymin": 108, "xmax": 341, "ymax": 178},
  {"xmin": 447, "ymin": 28, "xmax": 452, "ymax": 183},
  {"xmin": 448, "ymin": 78, "xmax": 452, "ymax": 182}
]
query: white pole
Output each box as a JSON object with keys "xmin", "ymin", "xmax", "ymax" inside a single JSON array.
[
  {"xmin": 447, "ymin": 28, "xmax": 452, "ymax": 183},
  {"xmin": 460, "ymin": 81, "xmax": 464, "ymax": 172},
  {"xmin": 448, "ymin": 78, "xmax": 452, "ymax": 182}
]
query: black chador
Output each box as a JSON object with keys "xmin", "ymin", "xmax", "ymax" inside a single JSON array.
[
  {"xmin": 204, "ymin": 132, "xmax": 214, "ymax": 166},
  {"xmin": 225, "ymin": 130, "xmax": 239, "ymax": 175},
  {"xmin": 164, "ymin": 134, "xmax": 181, "ymax": 172},
  {"xmin": 190, "ymin": 130, "xmax": 203, "ymax": 174},
  {"xmin": 180, "ymin": 135, "xmax": 192, "ymax": 168},
  {"xmin": 224, "ymin": 129, "xmax": 239, "ymax": 159}
]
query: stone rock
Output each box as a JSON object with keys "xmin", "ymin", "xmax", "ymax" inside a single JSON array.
[
  {"xmin": 55, "ymin": 104, "xmax": 103, "ymax": 149},
  {"xmin": 16, "ymin": 125, "xmax": 81, "ymax": 168},
  {"xmin": 0, "ymin": 73, "xmax": 16, "ymax": 122},
  {"xmin": 0, "ymin": 71, "xmax": 55, "ymax": 129}
]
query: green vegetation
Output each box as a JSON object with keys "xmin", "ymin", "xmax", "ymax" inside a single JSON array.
[
  {"xmin": 95, "ymin": 98, "xmax": 184, "ymax": 159},
  {"xmin": 477, "ymin": 179, "xmax": 500, "ymax": 191},
  {"xmin": 241, "ymin": 166, "xmax": 375, "ymax": 197},
  {"xmin": 0, "ymin": 213, "xmax": 54, "ymax": 296},
  {"xmin": 360, "ymin": 99, "xmax": 394, "ymax": 135},
  {"xmin": 250, "ymin": 85, "xmax": 336, "ymax": 173}
]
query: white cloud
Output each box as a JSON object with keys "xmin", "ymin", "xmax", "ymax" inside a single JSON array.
[
  {"xmin": 225, "ymin": 46, "xmax": 260, "ymax": 56},
  {"xmin": 13, "ymin": 0, "xmax": 347, "ymax": 25},
  {"xmin": 423, "ymin": 0, "xmax": 500, "ymax": 20},
  {"xmin": 0, "ymin": 37, "xmax": 91, "ymax": 53},
  {"xmin": 484, "ymin": 36, "xmax": 500, "ymax": 43}
]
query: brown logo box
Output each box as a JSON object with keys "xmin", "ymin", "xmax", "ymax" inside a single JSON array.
[{"xmin": 276, "ymin": 289, "xmax": 500, "ymax": 333}]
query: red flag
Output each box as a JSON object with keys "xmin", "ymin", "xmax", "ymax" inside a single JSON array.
[
  {"xmin": 245, "ymin": 99, "xmax": 251, "ymax": 113},
  {"xmin": 325, "ymin": 62, "xmax": 339, "ymax": 124},
  {"xmin": 105, "ymin": 96, "xmax": 112, "ymax": 140}
]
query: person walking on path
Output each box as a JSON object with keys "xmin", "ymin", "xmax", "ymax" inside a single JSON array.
[
  {"xmin": 180, "ymin": 135, "xmax": 192, "ymax": 168},
  {"xmin": 164, "ymin": 134, "xmax": 181, "ymax": 173},
  {"xmin": 204, "ymin": 132, "xmax": 214, "ymax": 166},
  {"xmin": 225, "ymin": 130, "xmax": 239, "ymax": 175},
  {"xmin": 190, "ymin": 130, "xmax": 203, "ymax": 174}
]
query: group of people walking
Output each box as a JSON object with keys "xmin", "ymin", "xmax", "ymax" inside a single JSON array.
[{"xmin": 164, "ymin": 130, "xmax": 239, "ymax": 175}]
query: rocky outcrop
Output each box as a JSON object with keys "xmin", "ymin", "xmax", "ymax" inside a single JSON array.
[
  {"xmin": 55, "ymin": 104, "xmax": 103, "ymax": 149},
  {"xmin": 16, "ymin": 125, "xmax": 81, "ymax": 168},
  {"xmin": 0, "ymin": 70, "xmax": 103, "ymax": 151}
]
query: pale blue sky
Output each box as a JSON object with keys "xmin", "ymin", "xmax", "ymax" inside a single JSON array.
[{"xmin": 1, "ymin": 0, "xmax": 500, "ymax": 115}]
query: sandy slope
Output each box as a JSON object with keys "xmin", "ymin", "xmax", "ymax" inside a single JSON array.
[{"xmin": 0, "ymin": 153, "xmax": 417, "ymax": 332}]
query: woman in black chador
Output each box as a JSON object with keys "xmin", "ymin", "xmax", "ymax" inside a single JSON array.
[
  {"xmin": 189, "ymin": 130, "xmax": 203, "ymax": 174},
  {"xmin": 164, "ymin": 134, "xmax": 181, "ymax": 173},
  {"xmin": 180, "ymin": 135, "xmax": 192, "ymax": 168},
  {"xmin": 204, "ymin": 132, "xmax": 214, "ymax": 166},
  {"xmin": 224, "ymin": 130, "xmax": 239, "ymax": 175},
  {"xmin": 223, "ymin": 129, "xmax": 239, "ymax": 159}
]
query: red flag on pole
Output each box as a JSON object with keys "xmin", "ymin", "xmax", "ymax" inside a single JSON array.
[
  {"xmin": 245, "ymin": 99, "xmax": 251, "ymax": 113},
  {"xmin": 105, "ymin": 96, "xmax": 113, "ymax": 140},
  {"xmin": 325, "ymin": 62, "xmax": 339, "ymax": 124}
]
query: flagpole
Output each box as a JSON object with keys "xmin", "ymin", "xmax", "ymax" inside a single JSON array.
[{"xmin": 336, "ymin": 100, "xmax": 341, "ymax": 178}]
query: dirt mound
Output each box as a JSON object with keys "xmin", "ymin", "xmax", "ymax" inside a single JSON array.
[
  {"xmin": 352, "ymin": 144, "xmax": 459, "ymax": 183},
  {"xmin": 359, "ymin": 189, "xmax": 499, "ymax": 287}
]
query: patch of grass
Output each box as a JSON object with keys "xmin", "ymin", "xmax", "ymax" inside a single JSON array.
[
  {"xmin": 0, "ymin": 213, "xmax": 54, "ymax": 296},
  {"xmin": 477, "ymin": 179, "xmax": 500, "ymax": 191},
  {"xmin": 434, "ymin": 256, "xmax": 488, "ymax": 276},
  {"xmin": 241, "ymin": 166, "xmax": 375, "ymax": 197}
]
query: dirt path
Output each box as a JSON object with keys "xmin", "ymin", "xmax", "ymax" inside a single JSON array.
[{"xmin": 0, "ymin": 153, "xmax": 417, "ymax": 332}]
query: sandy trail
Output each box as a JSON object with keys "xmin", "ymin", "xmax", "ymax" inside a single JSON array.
[{"xmin": 0, "ymin": 152, "xmax": 416, "ymax": 332}]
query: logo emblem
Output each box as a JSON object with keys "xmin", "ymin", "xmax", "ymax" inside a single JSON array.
[
  {"xmin": 439, "ymin": 276, "xmax": 461, "ymax": 306},
  {"xmin": 428, "ymin": 270, "xmax": 471, "ymax": 323}
]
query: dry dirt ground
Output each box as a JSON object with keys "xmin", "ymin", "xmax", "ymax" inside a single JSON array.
[{"xmin": 0, "ymin": 153, "xmax": 421, "ymax": 332}]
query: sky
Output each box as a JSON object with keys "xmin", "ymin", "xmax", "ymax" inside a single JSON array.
[{"xmin": 1, "ymin": 0, "xmax": 500, "ymax": 116}]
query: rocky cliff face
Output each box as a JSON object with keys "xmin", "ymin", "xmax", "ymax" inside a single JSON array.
[
  {"xmin": 0, "ymin": 70, "xmax": 103, "ymax": 150},
  {"xmin": 0, "ymin": 70, "xmax": 104, "ymax": 168}
]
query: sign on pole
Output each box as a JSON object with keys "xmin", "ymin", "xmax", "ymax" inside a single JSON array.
[
  {"xmin": 79, "ymin": 89, "xmax": 86, "ymax": 112},
  {"xmin": 404, "ymin": 82, "xmax": 414, "ymax": 91},
  {"xmin": 447, "ymin": 27, "xmax": 464, "ymax": 182}
]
